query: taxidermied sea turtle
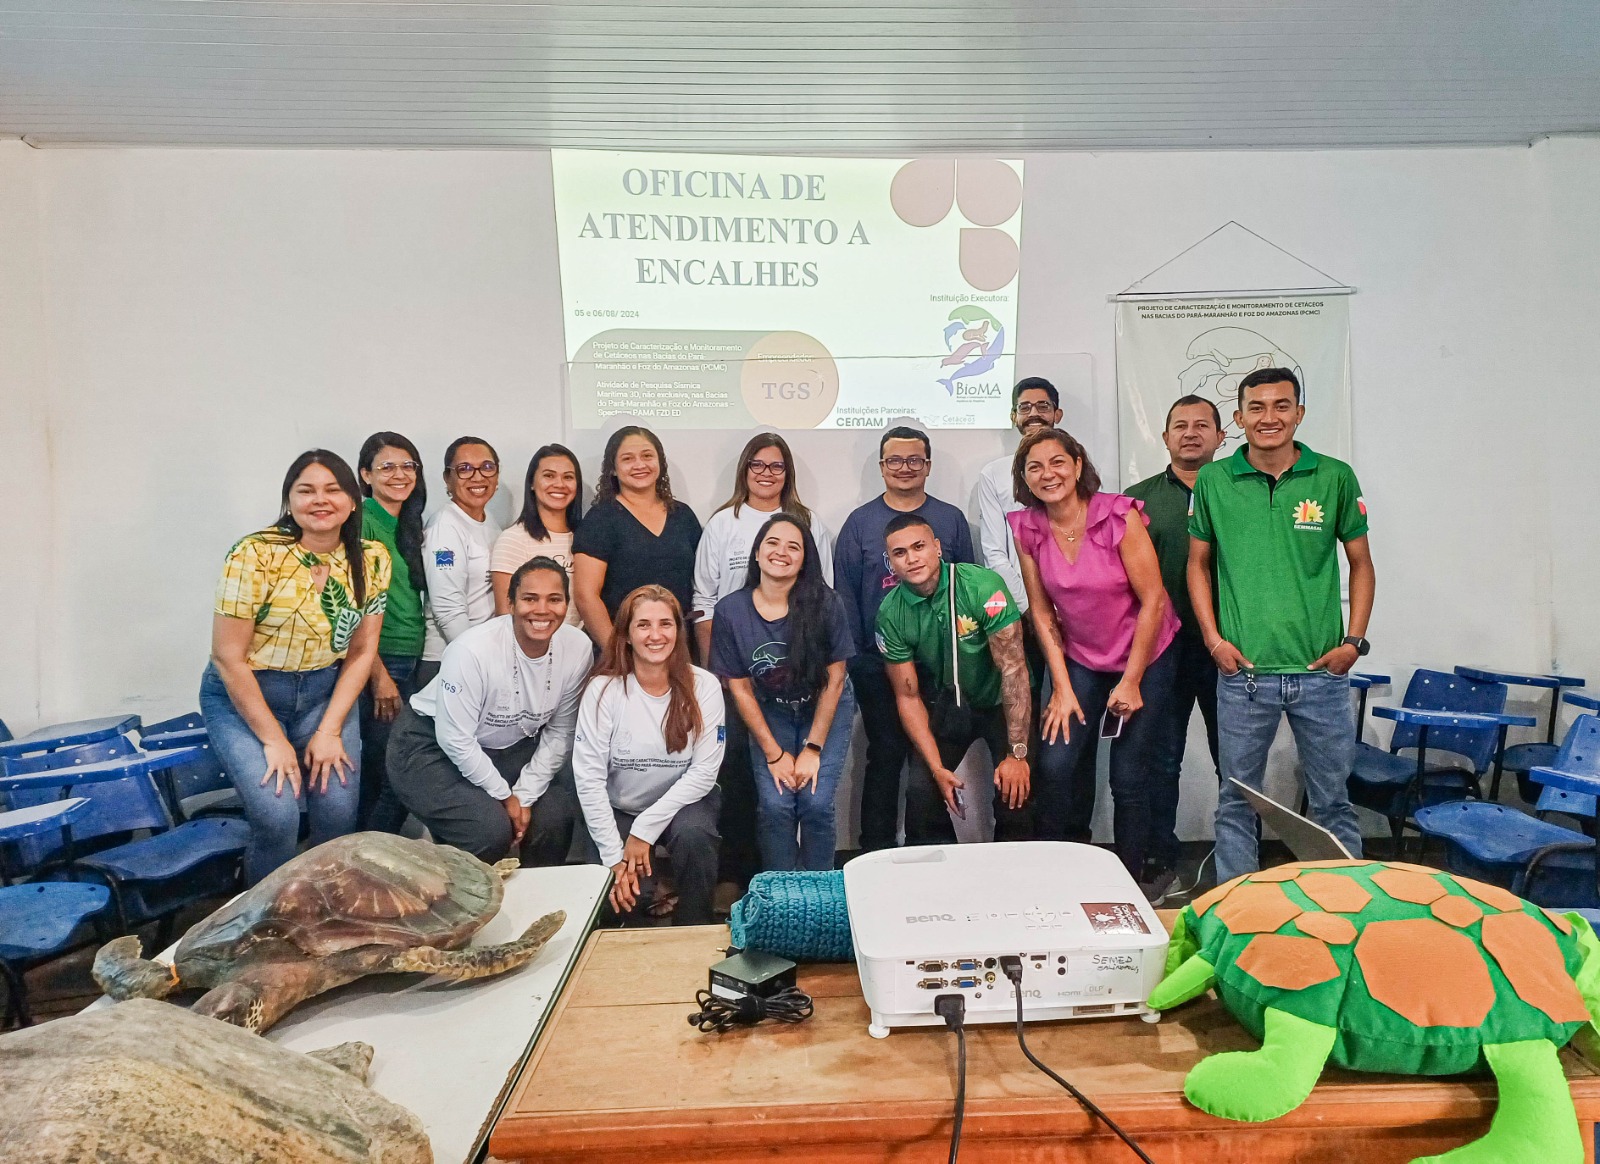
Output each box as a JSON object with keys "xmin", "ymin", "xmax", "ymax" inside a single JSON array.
[
  {"xmin": 0, "ymin": 998, "xmax": 430, "ymax": 1163},
  {"xmin": 93, "ymin": 832, "xmax": 566, "ymax": 1033},
  {"xmin": 1147, "ymin": 859, "xmax": 1600, "ymax": 1164}
]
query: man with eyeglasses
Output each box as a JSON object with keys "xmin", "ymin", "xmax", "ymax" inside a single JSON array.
[
  {"xmin": 975, "ymin": 377, "xmax": 1063, "ymax": 616},
  {"xmin": 835, "ymin": 425, "xmax": 975, "ymax": 851}
]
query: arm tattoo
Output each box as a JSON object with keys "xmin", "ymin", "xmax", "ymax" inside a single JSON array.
[{"xmin": 989, "ymin": 622, "xmax": 1032, "ymax": 748}]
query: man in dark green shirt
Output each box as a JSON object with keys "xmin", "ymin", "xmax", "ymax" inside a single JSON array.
[
  {"xmin": 1188, "ymin": 368, "xmax": 1376, "ymax": 881},
  {"xmin": 875, "ymin": 513, "xmax": 1034, "ymax": 845},
  {"xmin": 1125, "ymin": 393, "xmax": 1225, "ymax": 898}
]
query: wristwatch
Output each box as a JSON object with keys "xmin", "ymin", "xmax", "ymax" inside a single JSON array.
[
  {"xmin": 1010, "ymin": 742, "xmax": 1028, "ymax": 761},
  {"xmin": 1342, "ymin": 636, "xmax": 1371, "ymax": 657},
  {"xmin": 802, "ymin": 740, "xmax": 823, "ymax": 755}
]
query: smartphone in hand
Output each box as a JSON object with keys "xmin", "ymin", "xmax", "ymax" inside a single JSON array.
[
  {"xmin": 951, "ymin": 785, "xmax": 968, "ymax": 819},
  {"xmin": 1100, "ymin": 709, "xmax": 1126, "ymax": 739}
]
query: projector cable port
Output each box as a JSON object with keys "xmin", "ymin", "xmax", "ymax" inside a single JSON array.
[
  {"xmin": 933, "ymin": 992, "xmax": 967, "ymax": 1164},
  {"xmin": 998, "ymin": 957, "xmax": 1156, "ymax": 1163}
]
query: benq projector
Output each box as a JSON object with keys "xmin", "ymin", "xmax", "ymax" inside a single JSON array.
[{"xmin": 843, "ymin": 842, "xmax": 1169, "ymax": 1037}]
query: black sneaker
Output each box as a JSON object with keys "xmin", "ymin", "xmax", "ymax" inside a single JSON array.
[{"xmin": 1139, "ymin": 865, "xmax": 1179, "ymax": 906}]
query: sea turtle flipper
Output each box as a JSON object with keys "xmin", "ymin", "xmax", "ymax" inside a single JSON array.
[
  {"xmin": 382, "ymin": 909, "xmax": 566, "ymax": 981},
  {"xmin": 92, "ymin": 935, "xmax": 181, "ymax": 1001},
  {"xmin": 1410, "ymin": 1040, "xmax": 1583, "ymax": 1164},
  {"xmin": 1147, "ymin": 951, "xmax": 1216, "ymax": 1011},
  {"xmin": 1183, "ymin": 1006, "xmax": 1335, "ymax": 1122}
]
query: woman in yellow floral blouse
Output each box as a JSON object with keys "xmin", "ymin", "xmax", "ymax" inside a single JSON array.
[{"xmin": 200, "ymin": 450, "xmax": 391, "ymax": 883}]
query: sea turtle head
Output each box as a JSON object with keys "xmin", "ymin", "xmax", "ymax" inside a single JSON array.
[
  {"xmin": 193, "ymin": 979, "xmax": 271, "ymax": 1033},
  {"xmin": 1566, "ymin": 913, "xmax": 1600, "ymax": 1053}
]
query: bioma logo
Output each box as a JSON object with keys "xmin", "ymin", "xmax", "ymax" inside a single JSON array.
[{"xmin": 937, "ymin": 305, "xmax": 1005, "ymax": 395}]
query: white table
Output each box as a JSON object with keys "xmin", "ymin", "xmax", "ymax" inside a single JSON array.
[{"xmin": 88, "ymin": 863, "xmax": 610, "ymax": 1164}]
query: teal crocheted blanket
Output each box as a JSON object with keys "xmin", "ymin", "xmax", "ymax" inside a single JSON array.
[{"xmin": 728, "ymin": 870, "xmax": 854, "ymax": 962}]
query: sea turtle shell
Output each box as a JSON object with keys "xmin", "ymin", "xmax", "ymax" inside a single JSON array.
[
  {"xmin": 175, "ymin": 833, "xmax": 503, "ymax": 971},
  {"xmin": 1182, "ymin": 860, "xmax": 1592, "ymax": 1076}
]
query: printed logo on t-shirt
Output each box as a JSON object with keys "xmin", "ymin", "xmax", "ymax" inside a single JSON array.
[
  {"xmin": 1357, "ymin": 495, "xmax": 1368, "ymax": 517},
  {"xmin": 717, "ymin": 725, "xmax": 726, "ymax": 742},
  {"xmin": 956, "ymin": 614, "xmax": 980, "ymax": 640},
  {"xmin": 983, "ymin": 590, "xmax": 1008, "ymax": 619},
  {"xmin": 879, "ymin": 551, "xmax": 897, "ymax": 591},
  {"xmin": 441, "ymin": 680, "xmax": 459, "ymax": 694},
  {"xmin": 434, "ymin": 549, "xmax": 456, "ymax": 568},
  {"xmin": 1291, "ymin": 499, "xmax": 1325, "ymax": 531}
]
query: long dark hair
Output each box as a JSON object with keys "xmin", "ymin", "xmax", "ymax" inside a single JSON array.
[
  {"xmin": 743, "ymin": 515, "xmax": 832, "ymax": 700},
  {"xmin": 1012, "ymin": 427, "xmax": 1102, "ymax": 507},
  {"xmin": 590, "ymin": 586, "xmax": 702, "ymax": 753},
  {"xmin": 593, "ymin": 425, "xmax": 674, "ymax": 508},
  {"xmin": 517, "ymin": 444, "xmax": 584, "ymax": 541},
  {"xmin": 358, "ymin": 431, "xmax": 427, "ymax": 595},
  {"xmin": 714, "ymin": 432, "xmax": 814, "ymax": 529},
  {"xmin": 274, "ymin": 450, "xmax": 367, "ymax": 606}
]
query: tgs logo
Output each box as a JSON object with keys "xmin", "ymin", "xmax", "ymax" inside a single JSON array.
[{"xmin": 905, "ymin": 913, "xmax": 955, "ymax": 924}]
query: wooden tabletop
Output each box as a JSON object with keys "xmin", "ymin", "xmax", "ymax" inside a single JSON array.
[{"xmin": 490, "ymin": 925, "xmax": 1600, "ymax": 1164}]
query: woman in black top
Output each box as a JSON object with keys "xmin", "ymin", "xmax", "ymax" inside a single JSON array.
[{"xmin": 572, "ymin": 426, "xmax": 702, "ymax": 651}]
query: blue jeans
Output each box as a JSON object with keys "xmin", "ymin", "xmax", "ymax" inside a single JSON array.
[
  {"xmin": 748, "ymin": 683, "xmax": 856, "ymax": 871},
  {"xmin": 1035, "ymin": 644, "xmax": 1178, "ymax": 876},
  {"xmin": 200, "ymin": 661, "xmax": 361, "ymax": 885},
  {"xmin": 1214, "ymin": 668, "xmax": 1363, "ymax": 882}
]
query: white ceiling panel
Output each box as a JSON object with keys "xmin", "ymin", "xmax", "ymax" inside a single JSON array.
[{"xmin": 1, "ymin": 1, "xmax": 1596, "ymax": 150}]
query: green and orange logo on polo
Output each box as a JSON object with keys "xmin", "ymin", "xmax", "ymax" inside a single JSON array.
[{"xmin": 1292, "ymin": 499, "xmax": 1325, "ymax": 531}]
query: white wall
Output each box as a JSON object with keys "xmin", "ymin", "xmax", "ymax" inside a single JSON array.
[{"xmin": 3, "ymin": 136, "xmax": 1595, "ymax": 843}]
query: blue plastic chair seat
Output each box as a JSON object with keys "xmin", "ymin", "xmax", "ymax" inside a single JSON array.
[
  {"xmin": 1414, "ymin": 801, "xmax": 1592, "ymax": 866},
  {"xmin": 1351, "ymin": 744, "xmax": 1474, "ymax": 788},
  {"xmin": 0, "ymin": 798, "xmax": 89, "ymax": 843},
  {"xmin": 1534, "ymin": 786, "xmax": 1598, "ymax": 819},
  {"xmin": 1504, "ymin": 741, "xmax": 1559, "ymax": 774},
  {"xmin": 77, "ymin": 817, "xmax": 249, "ymax": 882},
  {"xmin": 0, "ymin": 882, "xmax": 111, "ymax": 960}
]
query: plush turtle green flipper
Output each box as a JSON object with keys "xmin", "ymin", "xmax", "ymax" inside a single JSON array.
[
  {"xmin": 1147, "ymin": 910, "xmax": 1215, "ymax": 1011},
  {"xmin": 1183, "ymin": 1006, "xmax": 1337, "ymax": 1122},
  {"xmin": 1411, "ymin": 1040, "xmax": 1582, "ymax": 1164}
]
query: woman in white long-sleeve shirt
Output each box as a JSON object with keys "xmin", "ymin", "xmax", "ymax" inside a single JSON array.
[
  {"xmin": 388, "ymin": 557, "xmax": 591, "ymax": 865},
  {"xmin": 419, "ymin": 436, "xmax": 504, "ymax": 686},
  {"xmin": 574, "ymin": 584, "xmax": 725, "ymax": 925}
]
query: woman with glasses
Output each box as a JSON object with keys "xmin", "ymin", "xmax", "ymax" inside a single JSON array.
[
  {"xmin": 491, "ymin": 444, "xmax": 583, "ymax": 627},
  {"xmin": 419, "ymin": 436, "xmax": 503, "ymax": 687},
  {"xmin": 711, "ymin": 515, "xmax": 854, "ymax": 872},
  {"xmin": 356, "ymin": 432, "xmax": 428, "ymax": 831},
  {"xmin": 572, "ymin": 426, "xmax": 702, "ymax": 653},
  {"xmin": 691, "ymin": 432, "xmax": 833, "ymax": 885},
  {"xmin": 200, "ymin": 450, "xmax": 390, "ymax": 883}
]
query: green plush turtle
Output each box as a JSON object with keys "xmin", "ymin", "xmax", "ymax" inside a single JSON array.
[{"xmin": 1147, "ymin": 859, "xmax": 1600, "ymax": 1164}]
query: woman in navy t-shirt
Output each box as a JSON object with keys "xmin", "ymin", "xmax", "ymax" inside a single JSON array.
[{"xmin": 710, "ymin": 515, "xmax": 854, "ymax": 871}]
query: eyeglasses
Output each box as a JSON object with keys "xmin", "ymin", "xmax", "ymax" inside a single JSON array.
[
  {"xmin": 1015, "ymin": 401, "xmax": 1057, "ymax": 416},
  {"xmin": 376, "ymin": 460, "xmax": 420, "ymax": 476},
  {"xmin": 452, "ymin": 461, "xmax": 499, "ymax": 479},
  {"xmin": 747, "ymin": 459, "xmax": 787, "ymax": 476},
  {"xmin": 881, "ymin": 455, "xmax": 928, "ymax": 471}
]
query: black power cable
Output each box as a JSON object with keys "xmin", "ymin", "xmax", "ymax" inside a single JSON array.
[
  {"xmin": 998, "ymin": 956, "xmax": 1156, "ymax": 1164},
  {"xmin": 934, "ymin": 993, "xmax": 967, "ymax": 1164},
  {"xmin": 686, "ymin": 985, "xmax": 814, "ymax": 1033}
]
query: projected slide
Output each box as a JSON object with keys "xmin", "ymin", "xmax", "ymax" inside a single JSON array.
[{"xmin": 552, "ymin": 150, "xmax": 1024, "ymax": 430}]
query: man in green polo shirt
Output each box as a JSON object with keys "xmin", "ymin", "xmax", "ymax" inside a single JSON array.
[
  {"xmin": 1188, "ymin": 367, "xmax": 1375, "ymax": 881},
  {"xmin": 876, "ymin": 512, "xmax": 1034, "ymax": 845},
  {"xmin": 1126, "ymin": 393, "xmax": 1226, "ymax": 898}
]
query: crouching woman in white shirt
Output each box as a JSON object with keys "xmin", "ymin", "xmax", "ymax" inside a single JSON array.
[
  {"xmin": 574, "ymin": 584, "xmax": 725, "ymax": 925},
  {"xmin": 388, "ymin": 557, "xmax": 592, "ymax": 865}
]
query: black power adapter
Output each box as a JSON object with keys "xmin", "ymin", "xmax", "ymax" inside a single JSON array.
[{"xmin": 688, "ymin": 950, "xmax": 814, "ymax": 1034}]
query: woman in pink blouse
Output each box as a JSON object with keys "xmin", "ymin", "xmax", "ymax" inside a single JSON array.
[{"xmin": 1007, "ymin": 428, "xmax": 1179, "ymax": 890}]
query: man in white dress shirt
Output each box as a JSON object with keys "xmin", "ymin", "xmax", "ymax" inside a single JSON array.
[
  {"xmin": 974, "ymin": 377, "xmax": 1063, "ymax": 616},
  {"xmin": 388, "ymin": 557, "xmax": 591, "ymax": 864}
]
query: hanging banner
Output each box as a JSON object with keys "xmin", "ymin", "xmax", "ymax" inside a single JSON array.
[{"xmin": 1114, "ymin": 296, "xmax": 1352, "ymax": 487}]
